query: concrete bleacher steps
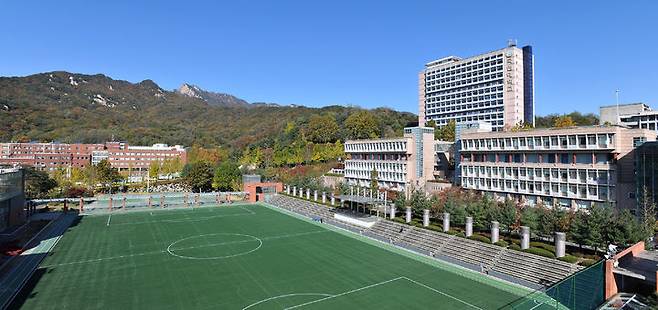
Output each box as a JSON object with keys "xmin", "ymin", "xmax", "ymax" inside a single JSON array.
[{"xmin": 268, "ymin": 194, "xmax": 582, "ymax": 288}]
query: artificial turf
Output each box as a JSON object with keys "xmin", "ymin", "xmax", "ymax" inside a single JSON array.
[{"xmin": 12, "ymin": 203, "xmax": 545, "ymax": 309}]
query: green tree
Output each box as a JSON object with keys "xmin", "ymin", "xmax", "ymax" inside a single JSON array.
[
  {"xmin": 435, "ymin": 120, "xmax": 456, "ymax": 141},
  {"xmin": 520, "ymin": 206, "xmax": 539, "ymax": 232},
  {"xmin": 607, "ymin": 209, "xmax": 643, "ymax": 247},
  {"xmin": 369, "ymin": 169, "xmax": 378, "ymax": 191},
  {"xmin": 148, "ymin": 161, "xmax": 161, "ymax": 179},
  {"xmin": 23, "ymin": 167, "xmax": 57, "ymax": 199},
  {"xmin": 639, "ymin": 186, "xmax": 657, "ymax": 240},
  {"xmin": 569, "ymin": 210, "xmax": 589, "ymax": 250},
  {"xmin": 498, "ymin": 199, "xmax": 517, "ymax": 233},
  {"xmin": 344, "ymin": 110, "xmax": 380, "ymax": 139},
  {"xmin": 212, "ymin": 161, "xmax": 242, "ymax": 191},
  {"xmin": 409, "ymin": 189, "xmax": 430, "ymax": 216},
  {"xmin": 305, "ymin": 115, "xmax": 339, "ymax": 143},
  {"xmin": 96, "ymin": 159, "xmax": 122, "ymax": 187},
  {"xmin": 586, "ymin": 204, "xmax": 611, "ymax": 251},
  {"xmin": 184, "ymin": 161, "xmax": 214, "ymax": 192}
]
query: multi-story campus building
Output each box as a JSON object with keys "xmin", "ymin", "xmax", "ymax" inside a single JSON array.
[
  {"xmin": 344, "ymin": 127, "xmax": 435, "ymax": 194},
  {"xmin": 635, "ymin": 141, "xmax": 658, "ymax": 206},
  {"xmin": 600, "ymin": 103, "xmax": 658, "ymax": 134},
  {"xmin": 103, "ymin": 142, "xmax": 186, "ymax": 172},
  {"xmin": 0, "ymin": 143, "xmax": 105, "ymax": 171},
  {"xmin": 0, "ymin": 142, "xmax": 187, "ymax": 173},
  {"xmin": 0, "ymin": 168, "xmax": 25, "ymax": 231},
  {"xmin": 419, "ymin": 41, "xmax": 534, "ymax": 132},
  {"xmin": 458, "ymin": 126, "xmax": 655, "ymax": 210}
]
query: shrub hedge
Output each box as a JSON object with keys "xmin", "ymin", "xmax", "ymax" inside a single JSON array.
[
  {"xmin": 530, "ymin": 241, "xmax": 556, "ymax": 253},
  {"xmin": 509, "ymin": 243, "xmax": 521, "ymax": 251},
  {"xmin": 524, "ymin": 247, "xmax": 556, "ymax": 258},
  {"xmin": 468, "ymin": 234, "xmax": 491, "ymax": 244},
  {"xmin": 494, "ymin": 240, "xmax": 509, "ymax": 247},
  {"xmin": 558, "ymin": 255, "xmax": 579, "ymax": 264}
]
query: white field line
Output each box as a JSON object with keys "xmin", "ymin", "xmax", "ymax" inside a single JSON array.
[
  {"xmin": 242, "ymin": 293, "xmax": 334, "ymax": 310},
  {"xmin": 106, "ymin": 214, "xmax": 112, "ymax": 227},
  {"xmin": 283, "ymin": 277, "xmax": 404, "ymax": 310},
  {"xmin": 39, "ymin": 230, "xmax": 329, "ymax": 268},
  {"xmin": 282, "ymin": 276, "xmax": 483, "ymax": 310},
  {"xmin": 401, "ymin": 276, "xmax": 483, "ymax": 310}
]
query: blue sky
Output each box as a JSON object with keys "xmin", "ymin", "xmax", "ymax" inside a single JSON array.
[{"xmin": 1, "ymin": 1, "xmax": 657, "ymax": 115}]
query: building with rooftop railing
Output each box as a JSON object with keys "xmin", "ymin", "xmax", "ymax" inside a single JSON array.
[
  {"xmin": 600, "ymin": 103, "xmax": 658, "ymax": 135},
  {"xmin": 458, "ymin": 125, "xmax": 655, "ymax": 209},
  {"xmin": 344, "ymin": 127, "xmax": 435, "ymax": 195},
  {"xmin": 419, "ymin": 41, "xmax": 534, "ymax": 132}
]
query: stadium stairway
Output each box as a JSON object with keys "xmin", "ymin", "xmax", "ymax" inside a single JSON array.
[
  {"xmin": 0, "ymin": 212, "xmax": 77, "ymax": 309},
  {"xmin": 268, "ymin": 194, "xmax": 582, "ymax": 288}
]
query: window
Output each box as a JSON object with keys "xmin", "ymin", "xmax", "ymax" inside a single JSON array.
[{"xmin": 633, "ymin": 137, "xmax": 647, "ymax": 147}]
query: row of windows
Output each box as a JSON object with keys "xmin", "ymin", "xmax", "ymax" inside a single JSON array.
[
  {"xmin": 348, "ymin": 154, "xmax": 407, "ymax": 161},
  {"xmin": 462, "ymin": 152, "xmax": 614, "ymax": 165},
  {"xmin": 462, "ymin": 178, "xmax": 613, "ymax": 201},
  {"xmin": 426, "ymin": 54, "xmax": 504, "ymax": 76},
  {"xmin": 461, "ymin": 134, "xmax": 615, "ymax": 151},
  {"xmin": 426, "ymin": 84, "xmax": 503, "ymax": 103},
  {"xmin": 425, "ymin": 99, "xmax": 504, "ymax": 115},
  {"xmin": 431, "ymin": 112, "xmax": 504, "ymax": 124},
  {"xmin": 344, "ymin": 141, "xmax": 407, "ymax": 152},
  {"xmin": 345, "ymin": 170, "xmax": 406, "ymax": 182},
  {"xmin": 426, "ymin": 65, "xmax": 504, "ymax": 85},
  {"xmin": 460, "ymin": 166, "xmax": 613, "ymax": 184},
  {"xmin": 425, "ymin": 73, "xmax": 504, "ymax": 92}
]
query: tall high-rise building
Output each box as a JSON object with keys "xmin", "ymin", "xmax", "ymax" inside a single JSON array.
[{"xmin": 419, "ymin": 41, "xmax": 535, "ymax": 131}]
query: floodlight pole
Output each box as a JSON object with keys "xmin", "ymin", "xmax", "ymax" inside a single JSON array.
[{"xmin": 615, "ymin": 89, "xmax": 621, "ymax": 125}]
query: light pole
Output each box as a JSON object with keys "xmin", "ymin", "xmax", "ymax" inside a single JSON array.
[{"xmin": 615, "ymin": 89, "xmax": 621, "ymax": 125}]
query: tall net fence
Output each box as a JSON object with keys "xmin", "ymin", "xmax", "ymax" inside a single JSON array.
[
  {"xmin": 510, "ymin": 259, "xmax": 605, "ymax": 310},
  {"xmin": 83, "ymin": 192, "xmax": 247, "ymax": 213}
]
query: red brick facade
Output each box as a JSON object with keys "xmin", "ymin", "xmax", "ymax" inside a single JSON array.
[{"xmin": 0, "ymin": 142, "xmax": 186, "ymax": 172}]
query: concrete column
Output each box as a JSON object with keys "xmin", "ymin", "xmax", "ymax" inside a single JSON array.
[
  {"xmin": 314, "ymin": 190, "xmax": 318, "ymax": 201},
  {"xmin": 491, "ymin": 221, "xmax": 499, "ymax": 244},
  {"xmin": 331, "ymin": 196, "xmax": 335, "ymax": 206},
  {"xmin": 555, "ymin": 232, "xmax": 566, "ymax": 258},
  {"xmin": 322, "ymin": 192, "xmax": 326, "ymax": 204},
  {"xmin": 405, "ymin": 207, "xmax": 412, "ymax": 223},
  {"xmin": 293, "ymin": 187, "xmax": 297, "ymax": 196},
  {"xmin": 520, "ymin": 226, "xmax": 530, "ymax": 250},
  {"xmin": 423, "ymin": 209, "xmax": 430, "ymax": 227},
  {"xmin": 306, "ymin": 189, "xmax": 310, "ymax": 200},
  {"xmin": 443, "ymin": 212, "xmax": 450, "ymax": 232},
  {"xmin": 390, "ymin": 206, "xmax": 396, "ymax": 219},
  {"xmin": 286, "ymin": 185, "xmax": 290, "ymax": 195},
  {"xmin": 465, "ymin": 217, "xmax": 473, "ymax": 237}
]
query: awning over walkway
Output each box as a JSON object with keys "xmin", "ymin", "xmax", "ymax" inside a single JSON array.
[{"xmin": 336, "ymin": 195, "xmax": 385, "ymax": 205}]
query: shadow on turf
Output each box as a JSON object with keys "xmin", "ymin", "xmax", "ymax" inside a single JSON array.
[{"xmin": 5, "ymin": 214, "xmax": 84, "ymax": 309}]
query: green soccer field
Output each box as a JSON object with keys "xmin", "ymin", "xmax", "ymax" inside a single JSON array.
[{"xmin": 13, "ymin": 203, "xmax": 551, "ymax": 309}]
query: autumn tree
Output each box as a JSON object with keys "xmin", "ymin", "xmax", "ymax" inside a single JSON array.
[
  {"xmin": 344, "ymin": 110, "xmax": 380, "ymax": 139},
  {"xmin": 553, "ymin": 115, "xmax": 577, "ymax": 128},
  {"xmin": 304, "ymin": 115, "xmax": 339, "ymax": 143}
]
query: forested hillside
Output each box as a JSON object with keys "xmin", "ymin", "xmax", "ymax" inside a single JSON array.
[{"xmin": 0, "ymin": 71, "xmax": 417, "ymax": 151}]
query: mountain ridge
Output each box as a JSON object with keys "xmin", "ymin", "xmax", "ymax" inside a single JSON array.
[{"xmin": 0, "ymin": 71, "xmax": 417, "ymax": 149}]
